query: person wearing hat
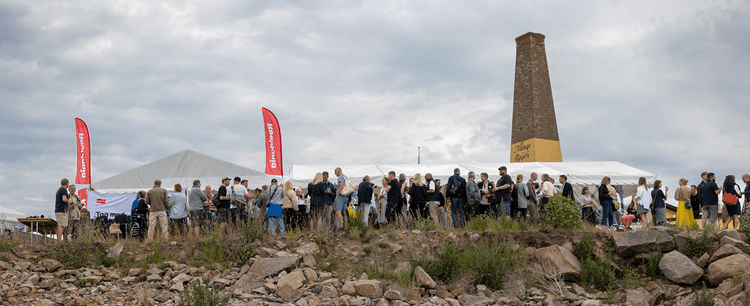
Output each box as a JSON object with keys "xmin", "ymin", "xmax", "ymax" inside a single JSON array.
[
  {"xmin": 216, "ymin": 177, "xmax": 232, "ymax": 235},
  {"xmin": 492, "ymin": 166, "xmax": 514, "ymax": 218},
  {"xmin": 266, "ymin": 178, "xmax": 286, "ymax": 236},
  {"xmin": 230, "ymin": 176, "xmax": 250, "ymax": 227}
]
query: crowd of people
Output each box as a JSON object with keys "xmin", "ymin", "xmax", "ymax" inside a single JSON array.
[{"xmin": 53, "ymin": 169, "xmax": 750, "ymax": 242}]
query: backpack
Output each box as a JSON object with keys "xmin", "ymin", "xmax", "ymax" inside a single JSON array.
[
  {"xmin": 212, "ymin": 189, "xmax": 223, "ymax": 208},
  {"xmin": 449, "ymin": 177, "xmax": 462, "ymax": 196}
]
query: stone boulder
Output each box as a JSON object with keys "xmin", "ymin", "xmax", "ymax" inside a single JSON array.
[
  {"xmin": 108, "ymin": 243, "xmax": 125, "ymax": 258},
  {"xmin": 234, "ymin": 273, "xmax": 265, "ymax": 294},
  {"xmin": 626, "ymin": 289, "xmax": 653, "ymax": 306},
  {"xmin": 296, "ymin": 242, "xmax": 320, "ymax": 256},
  {"xmin": 39, "ymin": 259, "xmax": 62, "ymax": 272},
  {"xmin": 674, "ymin": 231, "xmax": 706, "ymax": 255},
  {"xmin": 414, "ymin": 266, "xmax": 436, "ymax": 289},
  {"xmin": 534, "ymin": 245, "xmax": 581, "ymax": 281},
  {"xmin": 710, "ymin": 244, "xmax": 743, "ymax": 263},
  {"xmin": 354, "ymin": 280, "xmax": 383, "ymax": 298},
  {"xmin": 276, "ymin": 285, "xmax": 303, "ymax": 302},
  {"xmin": 612, "ymin": 230, "xmax": 675, "ymax": 257},
  {"xmin": 277, "ymin": 270, "xmax": 305, "ymax": 290},
  {"xmin": 658, "ymin": 250, "xmax": 703, "ymax": 285},
  {"xmin": 458, "ymin": 295, "xmax": 494, "ymax": 306},
  {"xmin": 717, "ymin": 276, "xmax": 744, "ymax": 299},
  {"xmin": 707, "ymin": 254, "xmax": 750, "ymax": 285},
  {"xmin": 247, "ymin": 257, "xmax": 298, "ymax": 279},
  {"xmin": 720, "ymin": 236, "xmax": 750, "ymax": 254},
  {"xmin": 716, "ymin": 229, "xmax": 741, "ymax": 241}
]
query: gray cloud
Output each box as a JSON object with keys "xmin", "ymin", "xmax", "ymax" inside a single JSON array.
[{"xmin": 1, "ymin": 0, "xmax": 749, "ymax": 217}]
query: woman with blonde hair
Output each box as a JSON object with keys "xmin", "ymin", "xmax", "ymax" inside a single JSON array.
[
  {"xmin": 308, "ymin": 173, "xmax": 325, "ymax": 228},
  {"xmin": 282, "ymin": 181, "xmax": 300, "ymax": 230},
  {"xmin": 674, "ymin": 178, "xmax": 694, "ymax": 227},
  {"xmin": 632, "ymin": 177, "xmax": 651, "ymax": 228},
  {"xmin": 409, "ymin": 173, "xmax": 427, "ymax": 220},
  {"xmin": 377, "ymin": 177, "xmax": 389, "ymax": 227},
  {"xmin": 599, "ymin": 176, "xmax": 616, "ymax": 228}
]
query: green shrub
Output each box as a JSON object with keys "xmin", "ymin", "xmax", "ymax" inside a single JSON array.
[
  {"xmin": 0, "ymin": 240, "xmax": 11, "ymax": 252},
  {"xmin": 580, "ymin": 258, "xmax": 615, "ymax": 291},
  {"xmin": 412, "ymin": 240, "xmax": 523, "ymax": 289},
  {"xmin": 412, "ymin": 215, "xmax": 438, "ymax": 231},
  {"xmin": 315, "ymin": 233, "xmax": 329, "ymax": 249},
  {"xmin": 464, "ymin": 242, "xmax": 525, "ymax": 289},
  {"xmin": 53, "ymin": 242, "xmax": 101, "ymax": 269},
  {"xmin": 179, "ymin": 284, "xmax": 228, "ymax": 306},
  {"xmin": 96, "ymin": 256, "xmax": 119, "ymax": 268},
  {"xmin": 684, "ymin": 232, "xmax": 711, "ymax": 258},
  {"xmin": 643, "ymin": 252, "xmax": 663, "ymax": 278},
  {"xmin": 317, "ymin": 257, "xmax": 340, "ymax": 272},
  {"xmin": 694, "ymin": 282, "xmax": 714, "ymax": 306},
  {"xmin": 361, "ymin": 235, "xmax": 372, "ymax": 243},
  {"xmin": 203, "ymin": 238, "xmax": 227, "ymax": 264},
  {"xmin": 617, "ymin": 266, "xmax": 648, "ymax": 289},
  {"xmin": 543, "ymin": 194, "xmax": 581, "ymax": 230},
  {"xmin": 348, "ymin": 214, "xmax": 367, "ymax": 237},
  {"xmin": 363, "ymin": 246, "xmax": 372, "ymax": 255},
  {"xmin": 376, "ymin": 242, "xmax": 389, "ymax": 248},
  {"xmin": 573, "ymin": 235, "xmax": 596, "ymax": 262},
  {"xmin": 467, "ymin": 215, "xmax": 492, "ymax": 232}
]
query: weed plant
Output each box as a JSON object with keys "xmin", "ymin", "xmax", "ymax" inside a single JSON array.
[
  {"xmin": 694, "ymin": 282, "xmax": 714, "ymax": 306},
  {"xmin": 144, "ymin": 243, "xmax": 164, "ymax": 265},
  {"xmin": 363, "ymin": 246, "xmax": 372, "ymax": 255},
  {"xmin": 573, "ymin": 234, "xmax": 596, "ymax": 262},
  {"xmin": 412, "ymin": 240, "xmax": 524, "ymax": 290},
  {"xmin": 465, "ymin": 215, "xmax": 531, "ymax": 232},
  {"xmin": 178, "ymin": 284, "xmax": 228, "ymax": 306},
  {"xmin": 684, "ymin": 231, "xmax": 711, "ymax": 258},
  {"xmin": 543, "ymin": 194, "xmax": 582, "ymax": 230},
  {"xmin": 74, "ymin": 278, "xmax": 87, "ymax": 288},
  {"xmin": 580, "ymin": 258, "xmax": 616, "ymax": 291},
  {"xmin": 643, "ymin": 252, "xmax": 663, "ymax": 278},
  {"xmin": 376, "ymin": 242, "xmax": 389, "ymax": 249},
  {"xmin": 617, "ymin": 266, "xmax": 648, "ymax": 289}
]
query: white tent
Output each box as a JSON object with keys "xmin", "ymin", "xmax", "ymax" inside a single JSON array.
[
  {"xmin": 88, "ymin": 149, "xmax": 276, "ymax": 219},
  {"xmin": 0, "ymin": 204, "xmax": 26, "ymax": 231}
]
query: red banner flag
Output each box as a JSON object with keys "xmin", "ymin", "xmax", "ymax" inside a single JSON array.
[
  {"xmin": 78, "ymin": 189, "xmax": 88, "ymax": 209},
  {"xmin": 262, "ymin": 107, "xmax": 283, "ymax": 176},
  {"xmin": 75, "ymin": 118, "xmax": 91, "ymax": 184}
]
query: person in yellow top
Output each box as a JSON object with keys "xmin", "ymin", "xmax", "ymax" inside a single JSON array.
[{"xmin": 674, "ymin": 178, "xmax": 694, "ymax": 227}]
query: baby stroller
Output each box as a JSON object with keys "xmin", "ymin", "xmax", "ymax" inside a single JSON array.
[{"xmin": 130, "ymin": 198, "xmax": 149, "ymax": 240}]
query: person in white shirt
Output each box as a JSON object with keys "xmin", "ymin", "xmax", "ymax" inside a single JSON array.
[{"xmin": 632, "ymin": 177, "xmax": 652, "ymax": 228}]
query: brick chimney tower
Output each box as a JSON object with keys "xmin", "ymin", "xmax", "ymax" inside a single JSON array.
[{"xmin": 510, "ymin": 32, "xmax": 562, "ymax": 163}]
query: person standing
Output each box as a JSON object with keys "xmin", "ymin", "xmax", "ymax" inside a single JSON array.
[
  {"xmin": 281, "ymin": 181, "xmax": 299, "ymax": 231},
  {"xmin": 146, "ymin": 179, "xmax": 169, "ymax": 242},
  {"xmin": 697, "ymin": 172, "xmax": 709, "ymax": 227},
  {"xmin": 55, "ymin": 178, "xmax": 71, "ymax": 243},
  {"xmin": 266, "ymin": 179, "xmax": 286, "ymax": 236},
  {"xmin": 579, "ymin": 187, "xmax": 596, "ymax": 225},
  {"xmin": 722, "ymin": 175, "xmax": 741, "ymax": 229},
  {"xmin": 188, "ymin": 180, "xmax": 207, "ymax": 237},
  {"xmin": 385, "ymin": 171, "xmax": 402, "ymax": 225},
  {"xmin": 651, "ymin": 180, "xmax": 668, "ymax": 225},
  {"xmin": 203, "ymin": 186, "xmax": 216, "ymax": 231},
  {"xmin": 255, "ymin": 185, "xmax": 269, "ymax": 230},
  {"xmin": 477, "ymin": 173, "xmax": 494, "ymax": 217},
  {"xmin": 378, "ymin": 177, "xmax": 390, "ymax": 227},
  {"xmin": 559, "ymin": 175, "xmax": 574, "ymax": 200},
  {"xmin": 465, "ymin": 172, "xmax": 480, "ymax": 220},
  {"xmin": 492, "ymin": 167, "xmax": 513, "ymax": 218},
  {"xmin": 515, "ymin": 174, "xmax": 530, "ymax": 222},
  {"xmin": 446, "ymin": 168, "xmax": 467, "ymax": 228},
  {"xmin": 333, "ymin": 168, "xmax": 350, "ymax": 231},
  {"xmin": 67, "ymin": 184, "xmax": 82, "ymax": 240},
  {"xmin": 296, "ymin": 188, "xmax": 309, "ymax": 229},
  {"xmin": 674, "ymin": 178, "xmax": 694, "ymax": 228},
  {"xmin": 739, "ymin": 174, "xmax": 750, "ymax": 230},
  {"xmin": 309, "ymin": 173, "xmax": 325, "ymax": 230},
  {"xmin": 238, "ymin": 179, "xmax": 252, "ymax": 225},
  {"xmin": 540, "ymin": 174, "xmax": 555, "ymax": 216},
  {"xmin": 701, "ymin": 173, "xmax": 720, "ymax": 227},
  {"xmin": 690, "ymin": 185, "xmax": 702, "ymax": 222},
  {"xmin": 599, "ymin": 177, "xmax": 616, "ymax": 228},
  {"xmin": 633, "ymin": 177, "xmax": 652, "ymax": 228},
  {"xmin": 358, "ymin": 176, "xmax": 374, "ymax": 227},
  {"xmin": 216, "ymin": 177, "xmax": 232, "ymax": 234},
  {"xmin": 321, "ymin": 171, "xmax": 336, "ymax": 230},
  {"xmin": 425, "ymin": 173, "xmax": 443, "ymax": 226},
  {"xmin": 526, "ymin": 173, "xmax": 540, "ymax": 223},
  {"xmin": 230, "ymin": 177, "xmax": 250, "ymax": 227},
  {"xmin": 168, "ymin": 184, "xmax": 188, "ymax": 237},
  {"xmin": 409, "ymin": 174, "xmax": 428, "ymax": 221}
]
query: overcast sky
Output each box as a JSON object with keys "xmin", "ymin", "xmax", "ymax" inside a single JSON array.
[{"xmin": 1, "ymin": 0, "xmax": 749, "ymax": 217}]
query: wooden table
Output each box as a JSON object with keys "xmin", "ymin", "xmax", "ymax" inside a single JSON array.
[{"xmin": 18, "ymin": 218, "xmax": 57, "ymax": 243}]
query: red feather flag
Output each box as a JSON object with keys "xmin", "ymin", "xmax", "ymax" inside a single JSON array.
[
  {"xmin": 74, "ymin": 118, "xmax": 91, "ymax": 184},
  {"xmin": 262, "ymin": 108, "xmax": 283, "ymax": 176}
]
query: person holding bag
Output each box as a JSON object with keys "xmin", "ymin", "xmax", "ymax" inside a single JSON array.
[
  {"xmin": 722, "ymin": 175, "xmax": 742, "ymax": 229},
  {"xmin": 674, "ymin": 178, "xmax": 694, "ymax": 228},
  {"xmin": 651, "ymin": 180, "xmax": 668, "ymax": 225}
]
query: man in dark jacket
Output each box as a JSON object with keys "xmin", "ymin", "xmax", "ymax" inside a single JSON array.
[
  {"xmin": 559, "ymin": 175, "xmax": 574, "ymax": 200},
  {"xmin": 357, "ymin": 176, "xmax": 374, "ymax": 227},
  {"xmin": 446, "ymin": 168, "xmax": 467, "ymax": 228}
]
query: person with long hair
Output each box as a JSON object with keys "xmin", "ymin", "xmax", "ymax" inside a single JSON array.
[
  {"xmin": 409, "ymin": 173, "xmax": 427, "ymax": 221},
  {"xmin": 282, "ymin": 181, "xmax": 299, "ymax": 231},
  {"xmin": 377, "ymin": 177, "xmax": 389, "ymax": 227},
  {"xmin": 674, "ymin": 178, "xmax": 694, "ymax": 228},
  {"xmin": 651, "ymin": 180, "xmax": 668, "ymax": 225},
  {"xmin": 540, "ymin": 173, "xmax": 555, "ymax": 217},
  {"xmin": 579, "ymin": 187, "xmax": 596, "ymax": 225},
  {"xmin": 309, "ymin": 173, "xmax": 326, "ymax": 230},
  {"xmin": 599, "ymin": 176, "xmax": 616, "ymax": 228},
  {"xmin": 203, "ymin": 185, "xmax": 216, "ymax": 231},
  {"xmin": 633, "ymin": 177, "xmax": 651, "ymax": 228},
  {"xmin": 722, "ymin": 175, "xmax": 741, "ymax": 229}
]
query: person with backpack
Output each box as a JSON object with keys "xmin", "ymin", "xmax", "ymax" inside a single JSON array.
[{"xmin": 446, "ymin": 168, "xmax": 467, "ymax": 228}]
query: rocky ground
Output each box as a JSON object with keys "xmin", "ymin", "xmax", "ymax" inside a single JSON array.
[{"xmin": 0, "ymin": 226, "xmax": 749, "ymax": 306}]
